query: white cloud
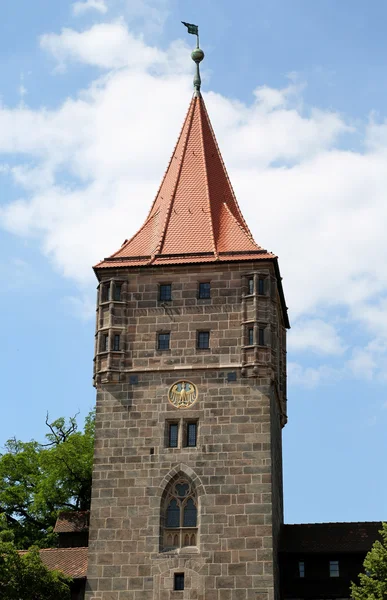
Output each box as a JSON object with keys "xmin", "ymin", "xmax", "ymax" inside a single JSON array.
[
  {"xmin": 3, "ymin": 20, "xmax": 387, "ymax": 385},
  {"xmin": 72, "ymin": 0, "xmax": 108, "ymax": 15},
  {"xmin": 288, "ymin": 362, "xmax": 342, "ymax": 389},
  {"xmin": 288, "ymin": 319, "xmax": 346, "ymax": 356}
]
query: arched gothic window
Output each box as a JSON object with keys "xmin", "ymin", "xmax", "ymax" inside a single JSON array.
[{"xmin": 162, "ymin": 478, "xmax": 198, "ymax": 550}]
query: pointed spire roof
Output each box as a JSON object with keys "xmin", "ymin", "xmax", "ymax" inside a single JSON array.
[{"xmin": 95, "ymin": 94, "xmax": 275, "ymax": 269}]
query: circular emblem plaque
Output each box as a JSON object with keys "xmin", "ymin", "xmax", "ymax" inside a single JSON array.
[{"xmin": 168, "ymin": 380, "xmax": 198, "ymax": 409}]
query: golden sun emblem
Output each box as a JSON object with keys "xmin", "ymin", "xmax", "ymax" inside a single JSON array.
[{"xmin": 168, "ymin": 381, "xmax": 198, "ymax": 409}]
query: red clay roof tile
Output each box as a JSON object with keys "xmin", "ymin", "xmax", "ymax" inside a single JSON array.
[
  {"xmin": 95, "ymin": 95, "xmax": 272, "ymax": 270},
  {"xmin": 54, "ymin": 511, "xmax": 90, "ymax": 533},
  {"xmin": 19, "ymin": 547, "xmax": 88, "ymax": 579}
]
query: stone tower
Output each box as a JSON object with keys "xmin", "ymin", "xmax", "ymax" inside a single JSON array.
[{"xmin": 86, "ymin": 38, "xmax": 289, "ymax": 600}]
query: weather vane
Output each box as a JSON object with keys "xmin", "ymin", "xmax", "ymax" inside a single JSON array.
[{"xmin": 182, "ymin": 21, "xmax": 204, "ymax": 97}]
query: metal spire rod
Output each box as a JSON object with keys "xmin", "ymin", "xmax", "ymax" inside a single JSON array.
[{"xmin": 181, "ymin": 21, "xmax": 205, "ymax": 97}]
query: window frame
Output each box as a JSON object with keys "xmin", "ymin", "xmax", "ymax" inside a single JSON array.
[
  {"xmin": 198, "ymin": 282, "xmax": 211, "ymax": 299},
  {"xmin": 168, "ymin": 422, "xmax": 179, "ymax": 448},
  {"xmin": 298, "ymin": 560, "xmax": 305, "ymax": 578},
  {"xmin": 247, "ymin": 277, "xmax": 254, "ymax": 295},
  {"xmin": 162, "ymin": 477, "xmax": 198, "ymax": 551},
  {"xmin": 113, "ymin": 334, "xmax": 120, "ymax": 351},
  {"xmin": 174, "ymin": 573, "xmax": 184, "ymax": 591},
  {"xmin": 102, "ymin": 333, "xmax": 109, "ymax": 352},
  {"xmin": 101, "ymin": 282, "xmax": 110, "ymax": 303},
  {"xmin": 159, "ymin": 284, "xmax": 172, "ymax": 302},
  {"xmin": 113, "ymin": 282, "xmax": 122, "ymax": 302},
  {"xmin": 197, "ymin": 330, "xmax": 210, "ymax": 350},
  {"xmin": 248, "ymin": 326, "xmax": 254, "ymax": 346},
  {"xmin": 258, "ymin": 327, "xmax": 265, "ymax": 346},
  {"xmin": 329, "ymin": 560, "xmax": 339, "ymax": 578},
  {"xmin": 185, "ymin": 421, "xmax": 198, "ymax": 448},
  {"xmin": 258, "ymin": 277, "xmax": 265, "ymax": 295},
  {"xmin": 158, "ymin": 332, "xmax": 171, "ymax": 351}
]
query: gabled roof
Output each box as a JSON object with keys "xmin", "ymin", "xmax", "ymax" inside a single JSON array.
[
  {"xmin": 95, "ymin": 94, "xmax": 274, "ymax": 269},
  {"xmin": 54, "ymin": 510, "xmax": 89, "ymax": 534},
  {"xmin": 19, "ymin": 547, "xmax": 88, "ymax": 579},
  {"xmin": 280, "ymin": 522, "xmax": 383, "ymax": 554}
]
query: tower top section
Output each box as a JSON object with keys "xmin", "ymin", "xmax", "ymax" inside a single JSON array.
[{"xmin": 95, "ymin": 94, "xmax": 275, "ymax": 270}]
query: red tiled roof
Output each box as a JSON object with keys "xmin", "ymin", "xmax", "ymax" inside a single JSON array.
[
  {"xmin": 54, "ymin": 511, "xmax": 89, "ymax": 533},
  {"xmin": 280, "ymin": 522, "xmax": 383, "ymax": 553},
  {"xmin": 19, "ymin": 547, "xmax": 88, "ymax": 579},
  {"xmin": 95, "ymin": 95, "xmax": 273, "ymax": 269}
]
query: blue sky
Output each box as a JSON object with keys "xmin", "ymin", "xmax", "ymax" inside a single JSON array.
[{"xmin": 1, "ymin": 0, "xmax": 387, "ymax": 525}]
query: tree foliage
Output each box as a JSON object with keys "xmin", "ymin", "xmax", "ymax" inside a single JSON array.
[
  {"xmin": 0, "ymin": 514, "xmax": 71, "ymax": 600},
  {"xmin": 352, "ymin": 522, "xmax": 387, "ymax": 600},
  {"xmin": 0, "ymin": 411, "xmax": 95, "ymax": 548}
]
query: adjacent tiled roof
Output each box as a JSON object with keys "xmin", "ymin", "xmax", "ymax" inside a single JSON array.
[
  {"xmin": 280, "ymin": 522, "xmax": 383, "ymax": 553},
  {"xmin": 95, "ymin": 95, "xmax": 274, "ymax": 270},
  {"xmin": 19, "ymin": 547, "xmax": 88, "ymax": 579},
  {"xmin": 54, "ymin": 510, "xmax": 90, "ymax": 534}
]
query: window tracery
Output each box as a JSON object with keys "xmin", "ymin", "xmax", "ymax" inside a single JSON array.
[{"xmin": 162, "ymin": 478, "xmax": 198, "ymax": 550}]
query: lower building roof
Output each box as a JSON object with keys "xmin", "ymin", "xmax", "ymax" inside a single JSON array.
[
  {"xmin": 19, "ymin": 547, "xmax": 88, "ymax": 579},
  {"xmin": 280, "ymin": 522, "xmax": 383, "ymax": 554}
]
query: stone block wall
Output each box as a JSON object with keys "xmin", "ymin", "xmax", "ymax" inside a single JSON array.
[{"xmin": 86, "ymin": 261, "xmax": 287, "ymax": 600}]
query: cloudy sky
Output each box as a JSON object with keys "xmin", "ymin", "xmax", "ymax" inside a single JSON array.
[{"xmin": 1, "ymin": 0, "xmax": 387, "ymax": 524}]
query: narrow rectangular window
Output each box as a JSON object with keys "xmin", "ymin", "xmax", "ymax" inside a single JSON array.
[
  {"xmin": 159, "ymin": 284, "xmax": 172, "ymax": 301},
  {"xmin": 113, "ymin": 283, "xmax": 122, "ymax": 301},
  {"xmin": 329, "ymin": 560, "xmax": 339, "ymax": 577},
  {"xmin": 113, "ymin": 334, "xmax": 120, "ymax": 351},
  {"xmin": 197, "ymin": 331, "xmax": 210, "ymax": 349},
  {"xmin": 174, "ymin": 573, "xmax": 184, "ymax": 591},
  {"xmin": 101, "ymin": 283, "xmax": 109, "ymax": 302},
  {"xmin": 158, "ymin": 332, "xmax": 170, "ymax": 350},
  {"xmin": 198, "ymin": 282, "xmax": 211, "ymax": 299},
  {"xmin": 103, "ymin": 334, "xmax": 109, "ymax": 352},
  {"xmin": 248, "ymin": 277, "xmax": 254, "ymax": 295},
  {"xmin": 186, "ymin": 422, "xmax": 197, "ymax": 447},
  {"xmin": 299, "ymin": 561, "xmax": 305, "ymax": 578},
  {"xmin": 248, "ymin": 327, "xmax": 254, "ymax": 346},
  {"xmin": 168, "ymin": 423, "xmax": 178, "ymax": 448},
  {"xmin": 258, "ymin": 278, "xmax": 265, "ymax": 295},
  {"xmin": 258, "ymin": 327, "xmax": 265, "ymax": 346}
]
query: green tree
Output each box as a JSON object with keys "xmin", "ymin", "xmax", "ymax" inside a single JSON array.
[
  {"xmin": 0, "ymin": 514, "xmax": 71, "ymax": 599},
  {"xmin": 0, "ymin": 410, "xmax": 95, "ymax": 548},
  {"xmin": 351, "ymin": 522, "xmax": 387, "ymax": 600}
]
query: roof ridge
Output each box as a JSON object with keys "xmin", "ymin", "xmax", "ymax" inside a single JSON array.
[
  {"xmin": 198, "ymin": 97, "xmax": 218, "ymax": 258},
  {"xmin": 200, "ymin": 97, "xmax": 255, "ymax": 241},
  {"xmin": 153, "ymin": 97, "xmax": 196, "ymax": 261}
]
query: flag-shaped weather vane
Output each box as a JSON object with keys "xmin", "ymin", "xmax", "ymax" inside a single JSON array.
[{"xmin": 182, "ymin": 21, "xmax": 204, "ymax": 97}]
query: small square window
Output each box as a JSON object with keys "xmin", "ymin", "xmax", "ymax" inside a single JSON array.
[
  {"xmin": 158, "ymin": 332, "xmax": 170, "ymax": 350},
  {"xmin": 174, "ymin": 573, "xmax": 184, "ymax": 591},
  {"xmin": 159, "ymin": 284, "xmax": 172, "ymax": 301},
  {"xmin": 113, "ymin": 283, "xmax": 122, "ymax": 301},
  {"xmin": 198, "ymin": 282, "xmax": 211, "ymax": 299},
  {"xmin": 168, "ymin": 423, "xmax": 178, "ymax": 448},
  {"xmin": 299, "ymin": 561, "xmax": 305, "ymax": 578},
  {"xmin": 186, "ymin": 422, "xmax": 197, "ymax": 447},
  {"xmin": 113, "ymin": 334, "xmax": 120, "ymax": 351},
  {"xmin": 103, "ymin": 334, "xmax": 109, "ymax": 352},
  {"xmin": 197, "ymin": 331, "xmax": 210, "ymax": 349},
  {"xmin": 101, "ymin": 283, "xmax": 110, "ymax": 302},
  {"xmin": 248, "ymin": 277, "xmax": 254, "ymax": 295},
  {"xmin": 258, "ymin": 327, "xmax": 265, "ymax": 346},
  {"xmin": 248, "ymin": 327, "xmax": 254, "ymax": 346},
  {"xmin": 258, "ymin": 278, "xmax": 265, "ymax": 295},
  {"xmin": 329, "ymin": 560, "xmax": 339, "ymax": 577}
]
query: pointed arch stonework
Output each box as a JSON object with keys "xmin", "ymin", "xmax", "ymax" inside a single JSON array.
[{"xmin": 159, "ymin": 465, "xmax": 204, "ymax": 552}]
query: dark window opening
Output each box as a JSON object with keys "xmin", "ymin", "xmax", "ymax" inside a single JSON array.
[
  {"xmin": 299, "ymin": 561, "xmax": 305, "ymax": 578},
  {"xmin": 186, "ymin": 422, "xmax": 197, "ymax": 447},
  {"xmin": 248, "ymin": 277, "xmax": 254, "ymax": 295},
  {"xmin": 248, "ymin": 327, "xmax": 254, "ymax": 346},
  {"xmin": 174, "ymin": 573, "xmax": 184, "ymax": 591},
  {"xmin": 113, "ymin": 283, "xmax": 122, "ymax": 301},
  {"xmin": 159, "ymin": 284, "xmax": 172, "ymax": 301},
  {"xmin": 258, "ymin": 327, "xmax": 265, "ymax": 346},
  {"xmin": 197, "ymin": 331, "xmax": 210, "ymax": 349},
  {"xmin": 103, "ymin": 334, "xmax": 109, "ymax": 352},
  {"xmin": 330, "ymin": 560, "xmax": 339, "ymax": 577},
  {"xmin": 258, "ymin": 278, "xmax": 265, "ymax": 295},
  {"xmin": 166, "ymin": 499, "xmax": 180, "ymax": 528},
  {"xmin": 101, "ymin": 283, "xmax": 109, "ymax": 302},
  {"xmin": 158, "ymin": 332, "xmax": 170, "ymax": 350},
  {"xmin": 113, "ymin": 334, "xmax": 120, "ymax": 351},
  {"xmin": 198, "ymin": 282, "xmax": 211, "ymax": 299},
  {"xmin": 168, "ymin": 423, "xmax": 179, "ymax": 448}
]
